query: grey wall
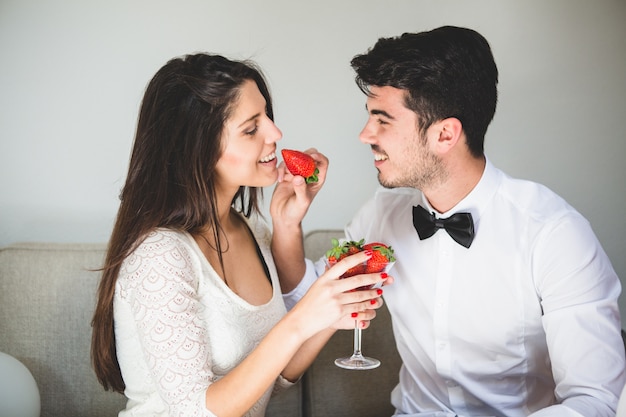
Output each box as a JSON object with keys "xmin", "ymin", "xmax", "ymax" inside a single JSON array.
[{"xmin": 1, "ymin": 0, "xmax": 625, "ymax": 319}]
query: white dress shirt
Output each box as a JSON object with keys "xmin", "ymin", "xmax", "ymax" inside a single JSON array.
[
  {"xmin": 115, "ymin": 215, "xmax": 292, "ymax": 417},
  {"xmin": 285, "ymin": 159, "xmax": 625, "ymax": 416}
]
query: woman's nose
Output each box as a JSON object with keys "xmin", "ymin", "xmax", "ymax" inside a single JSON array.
[{"xmin": 266, "ymin": 119, "xmax": 282, "ymax": 143}]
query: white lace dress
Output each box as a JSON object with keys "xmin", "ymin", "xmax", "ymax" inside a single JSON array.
[{"xmin": 113, "ymin": 216, "xmax": 292, "ymax": 417}]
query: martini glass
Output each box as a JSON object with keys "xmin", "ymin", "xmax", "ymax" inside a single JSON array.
[{"xmin": 325, "ymin": 257, "xmax": 394, "ymax": 370}]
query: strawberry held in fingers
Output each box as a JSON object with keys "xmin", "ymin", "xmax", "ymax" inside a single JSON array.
[{"xmin": 281, "ymin": 149, "xmax": 319, "ymax": 183}]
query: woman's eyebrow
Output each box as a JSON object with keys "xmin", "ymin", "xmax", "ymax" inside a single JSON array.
[{"xmin": 237, "ymin": 113, "xmax": 261, "ymax": 128}]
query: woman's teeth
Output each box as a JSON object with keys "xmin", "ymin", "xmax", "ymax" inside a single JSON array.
[{"xmin": 259, "ymin": 152, "xmax": 276, "ymax": 163}]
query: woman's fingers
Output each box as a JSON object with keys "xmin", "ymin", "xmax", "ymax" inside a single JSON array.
[
  {"xmin": 339, "ymin": 272, "xmax": 389, "ymax": 293},
  {"xmin": 334, "ymin": 303, "xmax": 380, "ymax": 330},
  {"xmin": 323, "ymin": 252, "xmax": 391, "ymax": 290},
  {"xmin": 298, "ymin": 250, "xmax": 392, "ymax": 334},
  {"xmin": 340, "ymin": 287, "xmax": 384, "ymax": 311},
  {"xmin": 320, "ymin": 251, "xmax": 367, "ymax": 279}
]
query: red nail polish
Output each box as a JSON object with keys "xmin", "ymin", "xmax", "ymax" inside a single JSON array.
[
  {"xmin": 370, "ymin": 299, "xmax": 377, "ymax": 305},
  {"xmin": 364, "ymin": 249, "xmax": 373, "ymax": 256},
  {"xmin": 376, "ymin": 288, "xmax": 383, "ymax": 295},
  {"xmin": 381, "ymin": 272, "xmax": 388, "ymax": 278},
  {"xmin": 351, "ymin": 312, "xmax": 358, "ymax": 318}
]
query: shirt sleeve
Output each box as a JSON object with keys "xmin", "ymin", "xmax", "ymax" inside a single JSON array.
[
  {"xmin": 281, "ymin": 258, "xmax": 320, "ymax": 311},
  {"xmin": 532, "ymin": 212, "xmax": 625, "ymax": 416},
  {"xmin": 118, "ymin": 232, "xmax": 216, "ymax": 417}
]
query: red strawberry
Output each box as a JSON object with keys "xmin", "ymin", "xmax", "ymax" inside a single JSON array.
[
  {"xmin": 326, "ymin": 239, "xmax": 396, "ymax": 290},
  {"xmin": 281, "ymin": 149, "xmax": 319, "ymax": 183},
  {"xmin": 325, "ymin": 238, "xmax": 365, "ymax": 277},
  {"xmin": 362, "ymin": 242, "xmax": 396, "ymax": 273}
]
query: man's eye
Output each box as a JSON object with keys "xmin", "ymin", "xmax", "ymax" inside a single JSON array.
[{"xmin": 377, "ymin": 119, "xmax": 388, "ymax": 125}]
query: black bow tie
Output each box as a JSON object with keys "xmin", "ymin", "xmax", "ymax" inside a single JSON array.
[{"xmin": 412, "ymin": 205, "xmax": 475, "ymax": 248}]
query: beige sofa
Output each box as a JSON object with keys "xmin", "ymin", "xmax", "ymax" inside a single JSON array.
[{"xmin": 0, "ymin": 230, "xmax": 401, "ymax": 417}]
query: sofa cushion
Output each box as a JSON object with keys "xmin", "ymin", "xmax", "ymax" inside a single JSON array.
[{"xmin": 0, "ymin": 242, "xmax": 126, "ymax": 416}]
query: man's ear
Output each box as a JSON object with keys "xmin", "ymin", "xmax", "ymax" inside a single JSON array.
[{"xmin": 434, "ymin": 117, "xmax": 463, "ymax": 154}]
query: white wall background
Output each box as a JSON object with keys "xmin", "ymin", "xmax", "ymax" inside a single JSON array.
[{"xmin": 1, "ymin": 0, "xmax": 625, "ymax": 317}]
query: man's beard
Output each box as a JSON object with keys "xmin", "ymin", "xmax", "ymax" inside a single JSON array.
[
  {"xmin": 378, "ymin": 171, "xmax": 399, "ymax": 189},
  {"xmin": 377, "ymin": 149, "xmax": 445, "ymax": 190}
]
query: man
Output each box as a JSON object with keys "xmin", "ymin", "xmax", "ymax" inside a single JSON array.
[{"xmin": 272, "ymin": 26, "xmax": 625, "ymax": 416}]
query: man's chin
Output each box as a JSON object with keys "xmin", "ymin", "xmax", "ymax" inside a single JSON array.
[{"xmin": 378, "ymin": 173, "xmax": 399, "ymax": 189}]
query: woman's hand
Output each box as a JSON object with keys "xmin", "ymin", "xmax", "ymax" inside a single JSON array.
[
  {"xmin": 331, "ymin": 296, "xmax": 383, "ymax": 331},
  {"xmin": 270, "ymin": 148, "xmax": 328, "ymax": 229},
  {"xmin": 287, "ymin": 251, "xmax": 391, "ymax": 340}
]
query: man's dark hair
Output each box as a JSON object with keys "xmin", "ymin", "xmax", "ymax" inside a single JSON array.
[{"xmin": 351, "ymin": 26, "xmax": 498, "ymax": 157}]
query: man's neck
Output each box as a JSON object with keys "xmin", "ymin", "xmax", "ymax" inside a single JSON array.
[{"xmin": 424, "ymin": 155, "xmax": 486, "ymax": 213}]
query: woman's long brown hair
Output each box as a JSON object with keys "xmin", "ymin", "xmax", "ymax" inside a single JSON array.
[{"xmin": 91, "ymin": 54, "xmax": 274, "ymax": 393}]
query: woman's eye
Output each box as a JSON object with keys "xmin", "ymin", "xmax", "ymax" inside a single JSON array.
[{"xmin": 245, "ymin": 126, "xmax": 258, "ymax": 136}]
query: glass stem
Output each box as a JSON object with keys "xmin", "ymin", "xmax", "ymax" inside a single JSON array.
[{"xmin": 353, "ymin": 320, "xmax": 362, "ymax": 356}]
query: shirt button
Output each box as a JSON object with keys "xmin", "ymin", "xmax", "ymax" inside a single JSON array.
[
  {"xmin": 437, "ymin": 342, "xmax": 446, "ymax": 350},
  {"xmin": 445, "ymin": 379, "xmax": 458, "ymax": 387}
]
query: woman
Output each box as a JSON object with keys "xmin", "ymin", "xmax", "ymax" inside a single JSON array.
[{"xmin": 90, "ymin": 53, "xmax": 389, "ymax": 417}]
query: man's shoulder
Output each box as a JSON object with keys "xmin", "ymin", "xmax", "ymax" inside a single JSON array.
[{"xmin": 497, "ymin": 171, "xmax": 579, "ymax": 222}]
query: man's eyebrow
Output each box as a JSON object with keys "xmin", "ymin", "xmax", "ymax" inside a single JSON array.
[
  {"xmin": 365, "ymin": 103, "xmax": 395, "ymax": 120},
  {"xmin": 370, "ymin": 109, "xmax": 395, "ymax": 120}
]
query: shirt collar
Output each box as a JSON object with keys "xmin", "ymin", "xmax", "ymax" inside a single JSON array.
[{"xmin": 419, "ymin": 157, "xmax": 501, "ymax": 222}]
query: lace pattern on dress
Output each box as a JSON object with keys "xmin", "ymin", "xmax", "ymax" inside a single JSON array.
[{"xmin": 115, "ymin": 218, "xmax": 290, "ymax": 417}]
